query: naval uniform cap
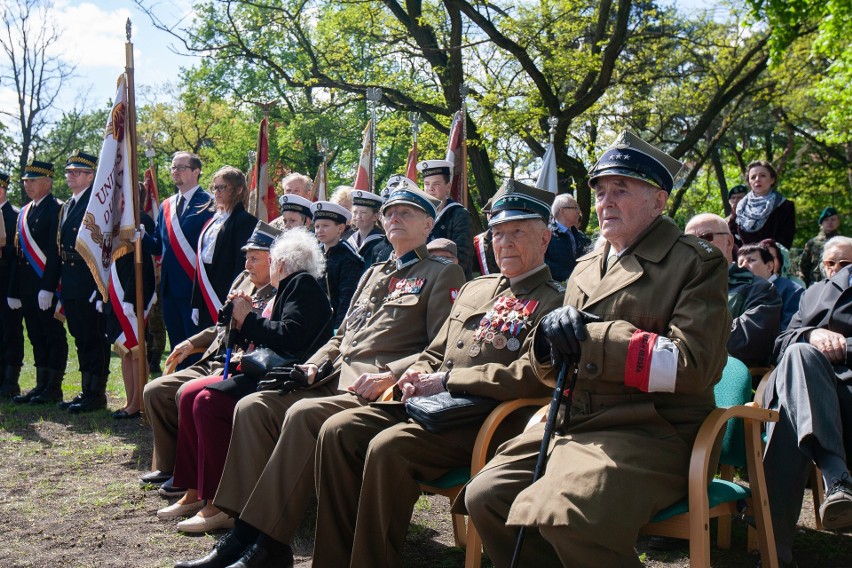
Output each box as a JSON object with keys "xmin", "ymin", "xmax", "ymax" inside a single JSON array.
[
  {"xmin": 488, "ymin": 179, "xmax": 555, "ymax": 227},
  {"xmin": 381, "ymin": 186, "xmax": 439, "ymax": 219},
  {"xmin": 385, "ymin": 175, "xmax": 420, "ymax": 194},
  {"xmin": 22, "ymin": 158, "xmax": 55, "ymax": 179},
  {"xmin": 242, "ymin": 221, "xmax": 283, "ymax": 251},
  {"xmin": 351, "ymin": 190, "xmax": 384, "ymax": 211},
  {"xmin": 588, "ymin": 131, "xmax": 684, "ymax": 193},
  {"xmin": 416, "ymin": 159, "xmax": 453, "ymax": 179},
  {"xmin": 65, "ymin": 149, "xmax": 98, "ymax": 170},
  {"xmin": 311, "ymin": 200, "xmax": 352, "ymax": 224},
  {"xmin": 278, "ymin": 194, "xmax": 313, "ymax": 217},
  {"xmin": 0, "ymin": 172, "xmax": 9, "ymax": 188}
]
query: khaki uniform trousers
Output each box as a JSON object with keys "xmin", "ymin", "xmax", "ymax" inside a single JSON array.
[
  {"xmin": 143, "ymin": 360, "xmax": 221, "ymax": 472},
  {"xmin": 312, "ymin": 404, "xmax": 480, "ymax": 568},
  {"xmin": 213, "ymin": 384, "xmax": 336, "ymax": 517}
]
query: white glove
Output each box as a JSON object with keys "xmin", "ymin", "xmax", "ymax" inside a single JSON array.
[
  {"xmin": 95, "ymin": 300, "xmax": 104, "ymax": 313},
  {"xmin": 38, "ymin": 290, "xmax": 54, "ymax": 311},
  {"xmin": 191, "ymin": 308, "xmax": 199, "ymax": 326},
  {"xmin": 89, "ymin": 290, "xmax": 98, "ymax": 303},
  {"xmin": 132, "ymin": 225, "xmax": 145, "ymax": 242},
  {"xmin": 7, "ymin": 297, "xmax": 22, "ymax": 310},
  {"xmin": 122, "ymin": 302, "xmax": 135, "ymax": 319}
]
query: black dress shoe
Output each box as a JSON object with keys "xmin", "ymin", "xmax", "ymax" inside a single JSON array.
[
  {"xmin": 175, "ymin": 532, "xmax": 247, "ymax": 568},
  {"xmin": 139, "ymin": 469, "xmax": 172, "ymax": 485},
  {"xmin": 112, "ymin": 409, "xmax": 141, "ymax": 420},
  {"xmin": 226, "ymin": 543, "xmax": 293, "ymax": 568},
  {"xmin": 159, "ymin": 476, "xmax": 187, "ymax": 497}
]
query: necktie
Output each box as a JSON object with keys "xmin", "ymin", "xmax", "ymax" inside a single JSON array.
[{"xmin": 177, "ymin": 195, "xmax": 185, "ymax": 218}]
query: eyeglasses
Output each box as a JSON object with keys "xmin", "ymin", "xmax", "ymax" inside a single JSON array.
[
  {"xmin": 212, "ymin": 184, "xmax": 231, "ymax": 193},
  {"xmin": 560, "ymin": 206, "xmax": 579, "ymax": 211},
  {"xmin": 170, "ymin": 165, "xmax": 193, "ymax": 172},
  {"xmin": 696, "ymin": 231, "xmax": 729, "ymax": 242},
  {"xmin": 822, "ymin": 259, "xmax": 851, "ymax": 270}
]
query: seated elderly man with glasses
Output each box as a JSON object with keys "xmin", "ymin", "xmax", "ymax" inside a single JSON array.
[{"xmin": 759, "ymin": 235, "xmax": 852, "ymax": 567}]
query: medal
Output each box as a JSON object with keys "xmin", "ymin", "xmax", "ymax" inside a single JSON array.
[
  {"xmin": 492, "ymin": 334, "xmax": 507, "ymax": 350},
  {"xmin": 507, "ymin": 337, "xmax": 520, "ymax": 351},
  {"xmin": 468, "ymin": 343, "xmax": 481, "ymax": 357}
]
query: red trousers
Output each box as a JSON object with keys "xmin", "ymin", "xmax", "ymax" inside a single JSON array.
[{"xmin": 173, "ymin": 375, "xmax": 238, "ymax": 499}]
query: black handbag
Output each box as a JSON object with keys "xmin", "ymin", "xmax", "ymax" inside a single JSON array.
[
  {"xmin": 404, "ymin": 391, "xmax": 501, "ymax": 433},
  {"xmin": 239, "ymin": 347, "xmax": 299, "ymax": 377}
]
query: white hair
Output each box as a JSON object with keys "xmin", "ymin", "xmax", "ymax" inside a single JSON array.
[
  {"xmin": 823, "ymin": 236, "xmax": 852, "ymax": 260},
  {"xmin": 551, "ymin": 193, "xmax": 578, "ymax": 217},
  {"xmin": 270, "ymin": 227, "xmax": 325, "ymax": 278},
  {"xmin": 281, "ymin": 173, "xmax": 312, "ymax": 194}
]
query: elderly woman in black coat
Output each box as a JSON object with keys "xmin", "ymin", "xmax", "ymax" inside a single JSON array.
[{"xmin": 158, "ymin": 227, "xmax": 333, "ymax": 532}]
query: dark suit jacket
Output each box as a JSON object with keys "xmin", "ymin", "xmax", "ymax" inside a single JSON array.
[
  {"xmin": 191, "ymin": 203, "xmax": 257, "ymax": 328},
  {"xmin": 772, "ymin": 276, "xmax": 804, "ymax": 331},
  {"xmin": 320, "ymin": 241, "xmax": 365, "ymax": 330},
  {"xmin": 0, "ymin": 200, "xmax": 20, "ymax": 291},
  {"xmin": 728, "ymin": 263, "xmax": 782, "ymax": 366},
  {"xmin": 9, "ymin": 194, "xmax": 62, "ymax": 301},
  {"xmin": 430, "ymin": 199, "xmax": 474, "ymax": 280},
  {"xmin": 775, "ymin": 265, "xmax": 852, "ymax": 381},
  {"xmin": 142, "ymin": 187, "xmax": 213, "ymax": 299},
  {"xmin": 59, "ymin": 186, "xmax": 99, "ymax": 300}
]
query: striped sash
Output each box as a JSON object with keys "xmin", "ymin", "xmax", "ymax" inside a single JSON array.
[
  {"xmin": 163, "ymin": 196, "xmax": 197, "ymax": 281},
  {"xmin": 195, "ymin": 216, "xmax": 222, "ymax": 322},
  {"xmin": 18, "ymin": 202, "xmax": 64, "ymax": 319}
]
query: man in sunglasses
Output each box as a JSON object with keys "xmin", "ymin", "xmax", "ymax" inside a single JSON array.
[
  {"xmin": 685, "ymin": 213, "xmax": 781, "ymax": 367},
  {"xmin": 761, "ymin": 235, "xmax": 852, "ymax": 567}
]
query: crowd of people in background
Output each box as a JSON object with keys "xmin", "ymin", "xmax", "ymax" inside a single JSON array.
[{"xmin": 0, "ymin": 131, "xmax": 850, "ymax": 568}]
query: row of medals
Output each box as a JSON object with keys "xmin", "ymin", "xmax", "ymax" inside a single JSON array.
[{"xmin": 469, "ymin": 298, "xmax": 533, "ymax": 357}]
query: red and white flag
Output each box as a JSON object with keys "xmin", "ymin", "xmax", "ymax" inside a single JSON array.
[
  {"xmin": 75, "ymin": 74, "xmax": 136, "ymax": 300},
  {"xmin": 352, "ymin": 120, "xmax": 372, "ymax": 191},
  {"xmin": 142, "ymin": 165, "xmax": 160, "ymax": 220},
  {"xmin": 445, "ymin": 111, "xmax": 465, "ymax": 203},
  {"xmin": 405, "ymin": 140, "xmax": 418, "ymax": 183},
  {"xmin": 249, "ymin": 118, "xmax": 279, "ymax": 222},
  {"xmin": 312, "ymin": 161, "xmax": 327, "ymax": 202}
]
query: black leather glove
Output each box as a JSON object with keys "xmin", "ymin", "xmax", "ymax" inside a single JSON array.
[{"xmin": 537, "ymin": 306, "xmax": 602, "ymax": 366}]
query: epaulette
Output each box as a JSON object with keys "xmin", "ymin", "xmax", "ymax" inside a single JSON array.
[
  {"xmin": 428, "ymin": 255, "xmax": 453, "ymax": 265},
  {"xmin": 546, "ymin": 280, "xmax": 567, "ymax": 294},
  {"xmin": 680, "ymin": 233, "xmax": 724, "ymax": 261}
]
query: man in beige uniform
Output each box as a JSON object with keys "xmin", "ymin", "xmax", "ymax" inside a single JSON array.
[
  {"xmin": 139, "ymin": 223, "xmax": 279, "ymax": 487},
  {"xmin": 308, "ymin": 180, "xmax": 565, "ymax": 568},
  {"xmin": 464, "ymin": 132, "xmax": 731, "ymax": 567},
  {"xmin": 175, "ymin": 185, "xmax": 465, "ymax": 568}
]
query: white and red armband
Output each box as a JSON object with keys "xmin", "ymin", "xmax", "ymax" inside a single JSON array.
[{"xmin": 624, "ymin": 330, "xmax": 678, "ymax": 393}]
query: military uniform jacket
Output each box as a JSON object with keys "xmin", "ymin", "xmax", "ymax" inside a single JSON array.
[
  {"xmin": 727, "ymin": 264, "xmax": 782, "ymax": 366},
  {"xmin": 409, "ymin": 265, "xmax": 564, "ymax": 401},
  {"xmin": 9, "ymin": 193, "xmax": 63, "ymax": 299},
  {"xmin": 187, "ymin": 271, "xmax": 276, "ymax": 367},
  {"xmin": 430, "ymin": 199, "xmax": 474, "ymax": 279},
  {"xmin": 320, "ymin": 240, "xmax": 365, "ymax": 330},
  {"xmin": 0, "ymin": 200, "xmax": 20, "ymax": 289},
  {"xmin": 775, "ymin": 265, "xmax": 852, "ymax": 381},
  {"xmin": 307, "ymin": 244, "xmax": 466, "ymax": 392},
  {"xmin": 59, "ymin": 186, "xmax": 99, "ymax": 300}
]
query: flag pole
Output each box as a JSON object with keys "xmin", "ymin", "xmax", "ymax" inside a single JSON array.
[
  {"xmin": 366, "ymin": 88, "xmax": 382, "ymax": 194},
  {"xmin": 314, "ymin": 138, "xmax": 329, "ymax": 201},
  {"xmin": 125, "ymin": 19, "xmax": 146, "ymax": 416},
  {"xmin": 459, "ymin": 84, "xmax": 469, "ymax": 209},
  {"xmin": 548, "ymin": 116, "xmax": 558, "ymax": 145},
  {"xmin": 250, "ymin": 100, "xmax": 277, "ymax": 219}
]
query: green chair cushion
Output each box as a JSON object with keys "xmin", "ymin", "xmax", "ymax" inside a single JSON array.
[
  {"xmin": 419, "ymin": 467, "xmax": 471, "ymax": 490},
  {"xmin": 650, "ymin": 479, "xmax": 751, "ymax": 523}
]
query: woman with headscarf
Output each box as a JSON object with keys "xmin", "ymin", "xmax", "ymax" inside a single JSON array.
[{"xmin": 734, "ymin": 160, "xmax": 796, "ymax": 249}]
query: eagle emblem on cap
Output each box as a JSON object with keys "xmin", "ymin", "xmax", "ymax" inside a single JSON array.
[
  {"xmin": 354, "ymin": 191, "xmax": 363, "ymax": 198},
  {"xmin": 281, "ymin": 196, "xmax": 289, "ymax": 204},
  {"xmin": 316, "ymin": 203, "xmax": 323, "ymax": 210}
]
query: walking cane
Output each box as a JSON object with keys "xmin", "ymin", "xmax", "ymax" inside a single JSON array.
[
  {"xmin": 509, "ymin": 358, "xmax": 579, "ymax": 568},
  {"xmin": 221, "ymin": 323, "xmax": 236, "ymax": 382}
]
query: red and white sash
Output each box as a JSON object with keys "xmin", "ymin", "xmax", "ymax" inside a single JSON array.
[
  {"xmin": 163, "ymin": 196, "xmax": 197, "ymax": 281},
  {"xmin": 18, "ymin": 202, "xmax": 64, "ymax": 319},
  {"xmin": 195, "ymin": 216, "xmax": 223, "ymax": 321},
  {"xmin": 473, "ymin": 233, "xmax": 491, "ymax": 276},
  {"xmin": 108, "ymin": 262, "xmax": 154, "ymax": 351}
]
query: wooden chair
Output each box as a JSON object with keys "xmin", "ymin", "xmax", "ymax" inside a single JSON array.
[
  {"xmin": 639, "ymin": 356, "xmax": 780, "ymax": 568},
  {"xmin": 415, "ymin": 397, "xmax": 550, "ymax": 568}
]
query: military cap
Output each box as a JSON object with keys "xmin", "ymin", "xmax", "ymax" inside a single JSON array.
[
  {"xmin": 278, "ymin": 194, "xmax": 313, "ymax": 218},
  {"xmin": 242, "ymin": 221, "xmax": 283, "ymax": 251},
  {"xmin": 416, "ymin": 159, "xmax": 453, "ymax": 179},
  {"xmin": 351, "ymin": 190, "xmax": 384, "ymax": 211},
  {"xmin": 489, "ymin": 179, "xmax": 555, "ymax": 227},
  {"xmin": 588, "ymin": 131, "xmax": 684, "ymax": 193},
  {"xmin": 0, "ymin": 172, "xmax": 9, "ymax": 189},
  {"xmin": 427, "ymin": 238, "xmax": 457, "ymax": 259},
  {"xmin": 728, "ymin": 184, "xmax": 747, "ymax": 199},
  {"xmin": 385, "ymin": 175, "xmax": 420, "ymax": 194},
  {"xmin": 22, "ymin": 158, "xmax": 55, "ymax": 179},
  {"xmin": 65, "ymin": 149, "xmax": 98, "ymax": 170},
  {"xmin": 311, "ymin": 201, "xmax": 352, "ymax": 224},
  {"xmin": 819, "ymin": 206, "xmax": 840, "ymax": 225},
  {"xmin": 381, "ymin": 186, "xmax": 439, "ymax": 219}
]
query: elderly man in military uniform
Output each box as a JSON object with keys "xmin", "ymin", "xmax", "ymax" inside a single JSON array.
[
  {"xmin": 140, "ymin": 222, "xmax": 280, "ymax": 489},
  {"xmin": 0, "ymin": 171, "xmax": 24, "ymax": 398},
  {"xmin": 7, "ymin": 160, "xmax": 68, "ymax": 405},
  {"xmin": 174, "ymin": 186, "xmax": 465, "ymax": 568},
  {"xmin": 270, "ymin": 194, "xmax": 312, "ymax": 232},
  {"xmin": 418, "ymin": 159, "xmax": 475, "ymax": 280},
  {"xmin": 56, "ymin": 151, "xmax": 113, "ymax": 413},
  {"xmin": 464, "ymin": 132, "xmax": 731, "ymax": 567},
  {"xmin": 307, "ymin": 180, "xmax": 565, "ymax": 568}
]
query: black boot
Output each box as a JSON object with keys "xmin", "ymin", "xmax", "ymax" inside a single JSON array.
[
  {"xmin": 29, "ymin": 369, "xmax": 64, "ymax": 404},
  {"xmin": 13, "ymin": 367, "xmax": 49, "ymax": 404},
  {"xmin": 174, "ymin": 530, "xmax": 249, "ymax": 568},
  {"xmin": 68, "ymin": 373, "xmax": 108, "ymax": 413},
  {"xmin": 59, "ymin": 372, "xmax": 90, "ymax": 410},
  {"xmin": 0, "ymin": 365, "xmax": 22, "ymax": 399}
]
